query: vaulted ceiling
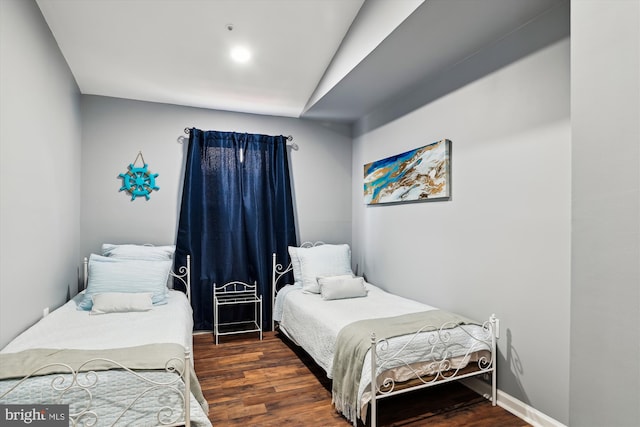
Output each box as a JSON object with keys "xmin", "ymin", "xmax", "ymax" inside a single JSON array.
[{"xmin": 36, "ymin": 0, "xmax": 567, "ymax": 124}]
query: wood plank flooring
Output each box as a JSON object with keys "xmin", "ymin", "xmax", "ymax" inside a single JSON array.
[{"xmin": 193, "ymin": 332, "xmax": 529, "ymax": 427}]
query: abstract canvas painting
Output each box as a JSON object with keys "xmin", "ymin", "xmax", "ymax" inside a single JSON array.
[{"xmin": 364, "ymin": 139, "xmax": 451, "ymax": 205}]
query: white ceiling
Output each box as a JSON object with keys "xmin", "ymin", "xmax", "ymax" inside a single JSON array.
[
  {"xmin": 36, "ymin": 0, "xmax": 367, "ymax": 117},
  {"xmin": 36, "ymin": 0, "xmax": 566, "ymax": 123}
]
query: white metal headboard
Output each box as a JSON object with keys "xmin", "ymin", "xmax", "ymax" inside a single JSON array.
[{"xmin": 271, "ymin": 241, "xmax": 324, "ymax": 330}]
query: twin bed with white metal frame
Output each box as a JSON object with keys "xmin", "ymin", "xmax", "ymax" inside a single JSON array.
[
  {"xmin": 272, "ymin": 242, "xmax": 499, "ymax": 426},
  {"xmin": 0, "ymin": 249, "xmax": 211, "ymax": 427}
]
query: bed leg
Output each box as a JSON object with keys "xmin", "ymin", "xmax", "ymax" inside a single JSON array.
[
  {"xmin": 272, "ymin": 253, "xmax": 276, "ymax": 332},
  {"xmin": 492, "ymin": 366, "xmax": 497, "ymax": 406},
  {"xmin": 185, "ymin": 348, "xmax": 191, "ymax": 427},
  {"xmin": 370, "ymin": 333, "xmax": 377, "ymax": 427},
  {"xmin": 490, "ymin": 314, "xmax": 499, "ymax": 406}
]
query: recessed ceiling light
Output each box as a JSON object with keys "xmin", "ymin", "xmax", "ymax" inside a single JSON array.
[{"xmin": 230, "ymin": 46, "xmax": 251, "ymax": 64}]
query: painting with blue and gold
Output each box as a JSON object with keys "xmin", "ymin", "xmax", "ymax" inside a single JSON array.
[{"xmin": 364, "ymin": 139, "xmax": 451, "ymax": 205}]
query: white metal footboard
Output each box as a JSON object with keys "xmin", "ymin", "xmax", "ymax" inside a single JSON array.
[
  {"xmin": 368, "ymin": 314, "xmax": 500, "ymax": 426},
  {"xmin": 0, "ymin": 350, "xmax": 193, "ymax": 427}
]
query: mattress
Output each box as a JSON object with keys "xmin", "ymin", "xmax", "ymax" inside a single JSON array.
[{"xmin": 1, "ymin": 290, "xmax": 193, "ymax": 353}]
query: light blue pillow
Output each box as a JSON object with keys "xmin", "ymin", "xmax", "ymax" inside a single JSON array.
[{"xmin": 78, "ymin": 254, "xmax": 171, "ymax": 310}]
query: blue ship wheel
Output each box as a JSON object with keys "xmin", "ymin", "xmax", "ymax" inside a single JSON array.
[{"xmin": 119, "ymin": 160, "xmax": 159, "ymax": 201}]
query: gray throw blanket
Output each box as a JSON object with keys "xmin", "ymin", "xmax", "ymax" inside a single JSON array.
[
  {"xmin": 0, "ymin": 343, "xmax": 208, "ymax": 413},
  {"xmin": 331, "ymin": 309, "xmax": 477, "ymax": 425}
]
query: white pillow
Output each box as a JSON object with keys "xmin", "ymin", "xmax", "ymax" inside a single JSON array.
[
  {"xmin": 79, "ymin": 254, "xmax": 171, "ymax": 310},
  {"xmin": 317, "ymin": 274, "xmax": 354, "ymax": 283},
  {"xmin": 318, "ymin": 276, "xmax": 367, "ymax": 300},
  {"xmin": 297, "ymin": 244, "xmax": 353, "ymax": 293},
  {"xmin": 102, "ymin": 243, "xmax": 175, "ymax": 260},
  {"xmin": 288, "ymin": 246, "xmax": 302, "ymax": 286},
  {"xmin": 90, "ymin": 292, "xmax": 153, "ymax": 315}
]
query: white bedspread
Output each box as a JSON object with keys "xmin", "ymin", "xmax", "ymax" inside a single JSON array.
[
  {"xmin": 278, "ymin": 283, "xmax": 431, "ymax": 376},
  {"xmin": 277, "ymin": 283, "xmax": 491, "ymax": 421},
  {"xmin": 0, "ymin": 290, "xmax": 211, "ymax": 427},
  {"xmin": 2, "ymin": 290, "xmax": 193, "ymax": 353}
]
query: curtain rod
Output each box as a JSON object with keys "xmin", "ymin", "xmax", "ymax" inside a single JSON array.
[{"xmin": 184, "ymin": 127, "xmax": 298, "ymax": 150}]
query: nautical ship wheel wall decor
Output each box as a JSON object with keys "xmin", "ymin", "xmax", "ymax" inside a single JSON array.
[{"xmin": 118, "ymin": 151, "xmax": 159, "ymax": 201}]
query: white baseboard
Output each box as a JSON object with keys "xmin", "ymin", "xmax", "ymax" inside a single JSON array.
[{"xmin": 462, "ymin": 378, "xmax": 567, "ymax": 427}]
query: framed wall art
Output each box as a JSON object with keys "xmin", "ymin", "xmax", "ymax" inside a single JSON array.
[{"xmin": 364, "ymin": 139, "xmax": 451, "ymax": 205}]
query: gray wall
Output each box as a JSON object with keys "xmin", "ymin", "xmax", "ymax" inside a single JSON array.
[
  {"xmin": 80, "ymin": 96, "xmax": 352, "ymax": 257},
  {"xmin": 0, "ymin": 0, "xmax": 82, "ymax": 348},
  {"xmin": 352, "ymin": 34, "xmax": 571, "ymax": 427},
  {"xmin": 570, "ymin": 1, "xmax": 640, "ymax": 426}
]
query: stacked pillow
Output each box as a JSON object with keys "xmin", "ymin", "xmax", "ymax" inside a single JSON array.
[
  {"xmin": 101, "ymin": 244, "xmax": 176, "ymax": 260},
  {"xmin": 79, "ymin": 244, "xmax": 175, "ymax": 313},
  {"xmin": 288, "ymin": 244, "xmax": 367, "ymax": 300}
]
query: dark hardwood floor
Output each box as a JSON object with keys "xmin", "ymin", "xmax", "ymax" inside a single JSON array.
[{"xmin": 193, "ymin": 332, "xmax": 529, "ymax": 427}]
